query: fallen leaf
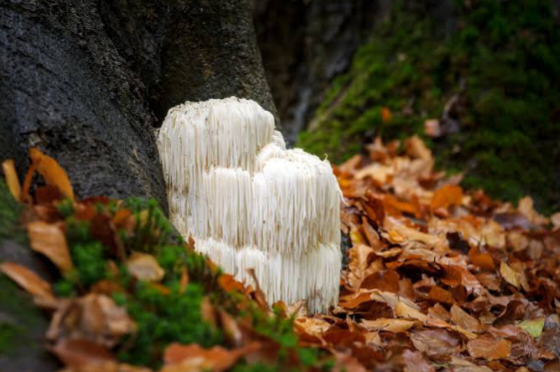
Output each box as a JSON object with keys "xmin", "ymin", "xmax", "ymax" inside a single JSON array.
[
  {"xmin": 401, "ymin": 349, "xmax": 435, "ymax": 372},
  {"xmin": 467, "ymin": 335, "xmax": 511, "ymax": 360},
  {"xmin": 431, "ymin": 184, "xmax": 463, "ymax": 210},
  {"xmin": 500, "ymin": 262, "xmax": 520, "ymax": 289},
  {"xmin": 162, "ymin": 343, "xmax": 258, "ymax": 372},
  {"xmin": 410, "ymin": 329, "xmax": 462, "ymax": 356},
  {"xmin": 50, "ymin": 338, "xmax": 116, "ymax": 370},
  {"xmin": 469, "ymin": 249, "xmax": 495, "ymax": 270},
  {"xmin": 450, "ymin": 304, "xmax": 484, "ymax": 333},
  {"xmin": 29, "ymin": 148, "xmax": 74, "ymax": 200},
  {"xmin": 406, "ymin": 136, "xmax": 432, "ymax": 161},
  {"xmin": 0, "ymin": 262, "xmax": 53, "ymax": 299},
  {"xmin": 219, "ymin": 309, "xmax": 244, "ymax": 346},
  {"xmin": 381, "ymin": 107, "xmax": 392, "ymax": 123},
  {"xmin": 361, "ymin": 318, "xmax": 416, "ymax": 333},
  {"xmin": 517, "ymin": 318, "xmax": 545, "ymax": 338},
  {"xmin": 551, "ymin": 213, "xmax": 560, "ymax": 229},
  {"xmin": 2, "ymin": 159, "xmax": 21, "ymax": 200},
  {"xmin": 47, "ymin": 293, "xmax": 136, "ymax": 348},
  {"xmin": 27, "ymin": 221, "xmax": 73, "ymax": 273},
  {"xmin": 395, "ymin": 301, "xmax": 429, "ymax": 321},
  {"xmin": 126, "ymin": 252, "xmax": 165, "ymax": 282},
  {"xmin": 360, "ymin": 270, "xmax": 400, "ymax": 292},
  {"xmin": 448, "ymin": 356, "xmax": 493, "ymax": 372}
]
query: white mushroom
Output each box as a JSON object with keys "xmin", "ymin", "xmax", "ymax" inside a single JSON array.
[{"xmin": 157, "ymin": 97, "xmax": 341, "ymax": 313}]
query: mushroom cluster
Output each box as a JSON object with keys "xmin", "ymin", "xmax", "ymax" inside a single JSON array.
[{"xmin": 157, "ymin": 97, "xmax": 341, "ymax": 313}]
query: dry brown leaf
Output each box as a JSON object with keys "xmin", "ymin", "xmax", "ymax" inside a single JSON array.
[
  {"xmin": 406, "ymin": 136, "xmax": 432, "ymax": 161},
  {"xmin": 410, "ymin": 329, "xmax": 462, "ymax": 356},
  {"xmin": 2, "ymin": 159, "xmax": 21, "ymax": 200},
  {"xmin": 27, "ymin": 221, "xmax": 73, "ymax": 273},
  {"xmin": 517, "ymin": 196, "xmax": 548, "ymax": 226},
  {"xmin": 47, "ymin": 293, "xmax": 136, "ymax": 348},
  {"xmin": 125, "ymin": 252, "xmax": 165, "ymax": 282},
  {"xmin": 395, "ymin": 301, "xmax": 429, "ymax": 321},
  {"xmin": 219, "ymin": 309, "xmax": 243, "ymax": 346},
  {"xmin": 162, "ymin": 343, "xmax": 259, "ymax": 372},
  {"xmin": 448, "ymin": 356, "xmax": 493, "ymax": 372},
  {"xmin": 500, "ymin": 262, "xmax": 520, "ymax": 289},
  {"xmin": 0, "ymin": 262, "xmax": 54, "ymax": 299},
  {"xmin": 50, "ymin": 338, "xmax": 116, "ymax": 371},
  {"xmin": 450, "ymin": 304, "xmax": 484, "ymax": 333},
  {"xmin": 401, "ymin": 349, "xmax": 435, "ymax": 372},
  {"xmin": 431, "ymin": 184, "xmax": 463, "ymax": 210},
  {"xmin": 29, "ymin": 147, "xmax": 74, "ymax": 200},
  {"xmin": 361, "ymin": 318, "xmax": 416, "ymax": 333},
  {"xmin": 467, "ymin": 335, "xmax": 511, "ymax": 360},
  {"xmin": 551, "ymin": 213, "xmax": 560, "ymax": 229}
]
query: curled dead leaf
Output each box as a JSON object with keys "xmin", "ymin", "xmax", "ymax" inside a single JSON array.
[
  {"xmin": 27, "ymin": 221, "xmax": 73, "ymax": 273},
  {"xmin": 361, "ymin": 318, "xmax": 416, "ymax": 333},
  {"xmin": 29, "ymin": 147, "xmax": 74, "ymax": 200},
  {"xmin": 0, "ymin": 262, "xmax": 53, "ymax": 299},
  {"xmin": 2, "ymin": 159, "xmax": 21, "ymax": 200},
  {"xmin": 47, "ymin": 293, "xmax": 136, "ymax": 348},
  {"xmin": 126, "ymin": 252, "xmax": 165, "ymax": 282}
]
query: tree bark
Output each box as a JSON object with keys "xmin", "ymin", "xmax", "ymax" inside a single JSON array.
[{"xmin": 1, "ymin": 0, "xmax": 275, "ymax": 210}]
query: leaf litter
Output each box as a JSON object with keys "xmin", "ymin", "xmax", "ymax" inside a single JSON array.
[{"xmin": 1, "ymin": 141, "xmax": 560, "ymax": 371}]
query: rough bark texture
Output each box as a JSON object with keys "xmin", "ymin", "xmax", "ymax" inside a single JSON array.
[{"xmin": 0, "ymin": 0, "xmax": 275, "ymax": 210}]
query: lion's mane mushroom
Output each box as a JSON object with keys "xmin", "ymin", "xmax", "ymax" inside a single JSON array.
[{"xmin": 157, "ymin": 97, "xmax": 341, "ymax": 313}]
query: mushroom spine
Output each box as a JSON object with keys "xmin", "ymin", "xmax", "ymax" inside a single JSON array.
[{"xmin": 157, "ymin": 97, "xmax": 341, "ymax": 313}]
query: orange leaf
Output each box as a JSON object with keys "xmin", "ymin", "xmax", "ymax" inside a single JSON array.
[
  {"xmin": 2, "ymin": 159, "xmax": 21, "ymax": 200},
  {"xmin": 361, "ymin": 318, "xmax": 416, "ymax": 333},
  {"xmin": 467, "ymin": 335, "xmax": 511, "ymax": 360},
  {"xmin": 29, "ymin": 148, "xmax": 74, "ymax": 200},
  {"xmin": 27, "ymin": 221, "xmax": 73, "ymax": 273},
  {"xmin": 381, "ymin": 107, "xmax": 392, "ymax": 123},
  {"xmin": 450, "ymin": 304, "xmax": 484, "ymax": 333},
  {"xmin": 0, "ymin": 262, "xmax": 53, "ymax": 299},
  {"xmin": 469, "ymin": 248, "xmax": 495, "ymax": 270},
  {"xmin": 431, "ymin": 184, "xmax": 463, "ymax": 210},
  {"xmin": 163, "ymin": 343, "xmax": 259, "ymax": 372}
]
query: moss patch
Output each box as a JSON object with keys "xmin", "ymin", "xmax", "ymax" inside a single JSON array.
[
  {"xmin": 298, "ymin": 0, "xmax": 560, "ymax": 213},
  {"xmin": 51, "ymin": 197, "xmax": 325, "ymax": 370}
]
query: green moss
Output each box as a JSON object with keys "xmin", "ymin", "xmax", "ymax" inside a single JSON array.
[
  {"xmin": 51, "ymin": 198, "xmax": 321, "ymax": 370},
  {"xmin": 298, "ymin": 0, "xmax": 560, "ymax": 213},
  {"xmin": 0, "ymin": 180, "xmax": 26, "ymax": 244},
  {"xmin": 0, "ymin": 276, "xmax": 44, "ymax": 355},
  {"xmin": 0, "ymin": 322, "xmax": 24, "ymax": 355},
  {"xmin": 115, "ymin": 282, "xmax": 222, "ymax": 367}
]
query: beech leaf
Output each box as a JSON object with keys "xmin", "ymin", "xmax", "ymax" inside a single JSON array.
[
  {"xmin": 27, "ymin": 221, "xmax": 73, "ymax": 273},
  {"xmin": 0, "ymin": 262, "xmax": 53, "ymax": 299},
  {"xmin": 29, "ymin": 148, "xmax": 74, "ymax": 200},
  {"xmin": 126, "ymin": 252, "xmax": 165, "ymax": 282}
]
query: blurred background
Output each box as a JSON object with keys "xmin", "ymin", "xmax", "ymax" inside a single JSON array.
[{"xmin": 253, "ymin": 0, "xmax": 560, "ymax": 214}]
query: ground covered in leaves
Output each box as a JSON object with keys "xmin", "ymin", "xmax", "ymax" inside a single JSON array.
[{"xmin": 1, "ymin": 137, "xmax": 560, "ymax": 371}]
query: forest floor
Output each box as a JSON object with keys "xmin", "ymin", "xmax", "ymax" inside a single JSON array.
[{"xmin": 1, "ymin": 137, "xmax": 559, "ymax": 371}]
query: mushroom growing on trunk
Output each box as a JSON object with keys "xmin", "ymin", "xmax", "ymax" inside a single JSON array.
[{"xmin": 157, "ymin": 97, "xmax": 341, "ymax": 313}]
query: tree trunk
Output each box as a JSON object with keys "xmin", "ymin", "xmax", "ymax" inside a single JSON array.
[{"xmin": 1, "ymin": 0, "xmax": 275, "ymax": 210}]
